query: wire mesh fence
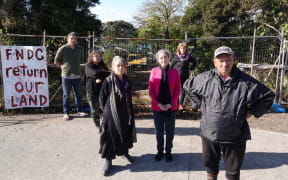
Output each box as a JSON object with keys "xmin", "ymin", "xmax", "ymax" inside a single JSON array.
[
  {"xmin": 0, "ymin": 33, "xmax": 287, "ymax": 114},
  {"xmin": 186, "ymin": 36, "xmax": 285, "ymax": 104}
]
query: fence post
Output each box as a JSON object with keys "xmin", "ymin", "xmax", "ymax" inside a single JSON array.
[
  {"xmin": 275, "ymin": 30, "xmax": 284, "ymax": 103},
  {"xmin": 43, "ymin": 30, "xmax": 46, "ymax": 46},
  {"xmin": 93, "ymin": 31, "xmax": 95, "ymax": 51},
  {"xmin": 88, "ymin": 31, "xmax": 91, "ymax": 54},
  {"xmin": 279, "ymin": 30, "xmax": 286, "ymax": 104},
  {"xmin": 0, "ymin": 42, "xmax": 4, "ymax": 114},
  {"xmin": 41, "ymin": 30, "xmax": 46, "ymax": 113},
  {"xmin": 250, "ymin": 28, "xmax": 256, "ymax": 75}
]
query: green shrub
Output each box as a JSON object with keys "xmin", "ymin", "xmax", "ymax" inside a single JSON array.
[{"xmin": 102, "ymin": 49, "xmax": 113, "ymax": 66}]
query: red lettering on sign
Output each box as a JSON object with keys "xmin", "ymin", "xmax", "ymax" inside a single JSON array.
[
  {"xmin": 5, "ymin": 49, "xmax": 12, "ymax": 60},
  {"xmin": 27, "ymin": 49, "xmax": 34, "ymax": 60},
  {"xmin": 15, "ymin": 82, "xmax": 24, "ymax": 93},
  {"xmin": 13, "ymin": 67, "xmax": 20, "ymax": 76},
  {"xmin": 19, "ymin": 95, "xmax": 27, "ymax": 106},
  {"xmin": 11, "ymin": 96, "xmax": 18, "ymax": 107},
  {"xmin": 35, "ymin": 81, "xmax": 44, "ymax": 93},
  {"xmin": 27, "ymin": 69, "xmax": 33, "ymax": 77},
  {"xmin": 29, "ymin": 95, "xmax": 38, "ymax": 105},
  {"xmin": 40, "ymin": 69, "xmax": 47, "ymax": 78},
  {"xmin": 25, "ymin": 82, "xmax": 33, "ymax": 93},
  {"xmin": 15, "ymin": 49, "xmax": 24, "ymax": 60},
  {"xmin": 21, "ymin": 63, "xmax": 28, "ymax": 76},
  {"xmin": 40, "ymin": 94, "xmax": 47, "ymax": 106},
  {"xmin": 6, "ymin": 67, "xmax": 12, "ymax": 78},
  {"xmin": 34, "ymin": 69, "xmax": 39, "ymax": 77},
  {"xmin": 35, "ymin": 48, "xmax": 44, "ymax": 60}
]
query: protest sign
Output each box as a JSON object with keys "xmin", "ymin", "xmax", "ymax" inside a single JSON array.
[{"xmin": 1, "ymin": 46, "xmax": 49, "ymax": 109}]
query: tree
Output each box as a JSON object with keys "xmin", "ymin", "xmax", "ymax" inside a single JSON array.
[
  {"xmin": 182, "ymin": 0, "xmax": 255, "ymax": 37},
  {"xmin": 0, "ymin": 0, "xmax": 28, "ymax": 33},
  {"xmin": 182, "ymin": 0, "xmax": 288, "ymax": 38},
  {"xmin": 104, "ymin": 20, "xmax": 137, "ymax": 38},
  {"xmin": 253, "ymin": 0, "xmax": 288, "ymax": 37},
  {"xmin": 0, "ymin": 0, "xmax": 102, "ymax": 36},
  {"xmin": 134, "ymin": 0, "xmax": 184, "ymax": 39},
  {"xmin": 137, "ymin": 16, "xmax": 163, "ymax": 38}
]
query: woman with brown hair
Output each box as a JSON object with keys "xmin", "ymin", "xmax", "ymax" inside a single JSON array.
[
  {"xmin": 85, "ymin": 51, "xmax": 110, "ymax": 128},
  {"xmin": 172, "ymin": 43, "xmax": 197, "ymax": 112}
]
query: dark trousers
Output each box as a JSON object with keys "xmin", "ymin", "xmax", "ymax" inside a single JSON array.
[
  {"xmin": 179, "ymin": 77, "xmax": 187, "ymax": 105},
  {"xmin": 202, "ymin": 137, "xmax": 246, "ymax": 180},
  {"xmin": 153, "ymin": 110, "xmax": 176, "ymax": 153},
  {"xmin": 179, "ymin": 85, "xmax": 185, "ymax": 105},
  {"xmin": 86, "ymin": 92, "xmax": 100, "ymax": 126},
  {"xmin": 62, "ymin": 77, "xmax": 83, "ymax": 114}
]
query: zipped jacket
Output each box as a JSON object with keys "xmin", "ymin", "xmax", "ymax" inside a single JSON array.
[{"xmin": 184, "ymin": 66, "xmax": 275, "ymax": 142}]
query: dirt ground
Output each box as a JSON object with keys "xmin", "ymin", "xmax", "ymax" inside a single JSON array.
[
  {"xmin": 180, "ymin": 111, "xmax": 288, "ymax": 134},
  {"xmin": 247, "ymin": 113, "xmax": 288, "ymax": 134}
]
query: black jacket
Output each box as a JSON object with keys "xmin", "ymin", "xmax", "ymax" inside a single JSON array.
[
  {"xmin": 171, "ymin": 54, "xmax": 197, "ymax": 83},
  {"xmin": 85, "ymin": 63, "xmax": 110, "ymax": 96},
  {"xmin": 184, "ymin": 66, "xmax": 275, "ymax": 143},
  {"xmin": 99, "ymin": 74, "xmax": 136, "ymax": 159}
]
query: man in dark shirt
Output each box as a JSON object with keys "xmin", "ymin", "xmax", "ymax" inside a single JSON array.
[{"xmin": 184, "ymin": 46, "xmax": 275, "ymax": 180}]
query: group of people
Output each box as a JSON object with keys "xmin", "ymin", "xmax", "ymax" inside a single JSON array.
[{"xmin": 55, "ymin": 32, "xmax": 275, "ymax": 180}]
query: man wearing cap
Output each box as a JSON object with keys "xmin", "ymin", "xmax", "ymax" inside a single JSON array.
[
  {"xmin": 184, "ymin": 46, "xmax": 275, "ymax": 180},
  {"xmin": 55, "ymin": 32, "xmax": 86, "ymax": 120}
]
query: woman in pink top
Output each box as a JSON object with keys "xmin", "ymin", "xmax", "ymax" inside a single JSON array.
[{"xmin": 149, "ymin": 49, "xmax": 181, "ymax": 162}]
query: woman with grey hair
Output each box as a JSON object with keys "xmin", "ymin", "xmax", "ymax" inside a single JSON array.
[
  {"xmin": 149, "ymin": 49, "xmax": 181, "ymax": 162},
  {"xmin": 99, "ymin": 56, "xmax": 137, "ymax": 176}
]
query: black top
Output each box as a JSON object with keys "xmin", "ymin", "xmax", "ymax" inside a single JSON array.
[
  {"xmin": 172, "ymin": 54, "xmax": 197, "ymax": 82},
  {"xmin": 156, "ymin": 65, "xmax": 172, "ymax": 105},
  {"xmin": 85, "ymin": 63, "xmax": 110, "ymax": 96}
]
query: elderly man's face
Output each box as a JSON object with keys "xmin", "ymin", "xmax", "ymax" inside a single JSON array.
[{"xmin": 213, "ymin": 54, "xmax": 234, "ymax": 77}]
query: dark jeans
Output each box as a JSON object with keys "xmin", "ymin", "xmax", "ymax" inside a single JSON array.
[
  {"xmin": 153, "ymin": 110, "xmax": 176, "ymax": 153},
  {"xmin": 62, "ymin": 77, "xmax": 83, "ymax": 114},
  {"xmin": 86, "ymin": 92, "xmax": 100, "ymax": 126},
  {"xmin": 202, "ymin": 137, "xmax": 246, "ymax": 180}
]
